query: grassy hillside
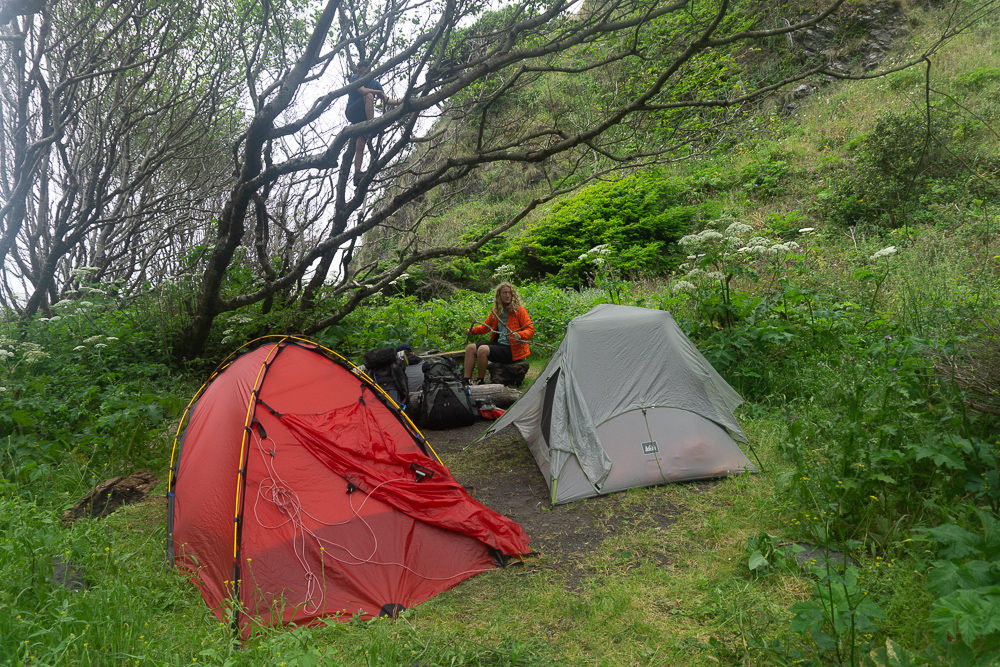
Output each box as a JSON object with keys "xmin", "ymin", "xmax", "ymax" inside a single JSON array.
[{"xmin": 2, "ymin": 0, "xmax": 999, "ymax": 665}]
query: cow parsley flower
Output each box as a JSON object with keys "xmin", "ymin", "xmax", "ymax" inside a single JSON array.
[
  {"xmin": 725, "ymin": 222, "xmax": 753, "ymax": 237},
  {"xmin": 870, "ymin": 246, "xmax": 897, "ymax": 260},
  {"xmin": 22, "ymin": 350, "xmax": 49, "ymax": 363},
  {"xmin": 492, "ymin": 264, "xmax": 515, "ymax": 280},
  {"xmin": 672, "ymin": 280, "xmax": 697, "ymax": 295}
]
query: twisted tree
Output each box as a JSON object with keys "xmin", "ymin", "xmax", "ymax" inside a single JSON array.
[{"xmin": 2, "ymin": 0, "xmax": 993, "ymax": 358}]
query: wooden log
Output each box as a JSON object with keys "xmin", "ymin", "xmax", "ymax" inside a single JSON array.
[
  {"xmin": 61, "ymin": 470, "xmax": 159, "ymax": 522},
  {"xmin": 468, "ymin": 383, "xmax": 521, "ymax": 409}
]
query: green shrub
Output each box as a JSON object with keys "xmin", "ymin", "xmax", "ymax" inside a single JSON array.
[
  {"xmin": 824, "ymin": 112, "xmax": 954, "ymax": 228},
  {"xmin": 507, "ymin": 172, "xmax": 698, "ymax": 287},
  {"xmin": 955, "ymin": 67, "xmax": 1000, "ymax": 91}
]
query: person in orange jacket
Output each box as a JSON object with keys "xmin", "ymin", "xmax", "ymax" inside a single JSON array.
[{"xmin": 464, "ymin": 282, "xmax": 534, "ymax": 385}]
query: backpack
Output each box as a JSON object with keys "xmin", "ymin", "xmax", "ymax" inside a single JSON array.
[
  {"xmin": 362, "ymin": 347, "xmax": 410, "ymax": 409},
  {"xmin": 418, "ymin": 356, "xmax": 477, "ymax": 429}
]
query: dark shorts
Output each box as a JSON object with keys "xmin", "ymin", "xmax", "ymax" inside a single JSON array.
[
  {"xmin": 477, "ymin": 343, "xmax": 513, "ymax": 364},
  {"xmin": 345, "ymin": 97, "xmax": 368, "ymax": 124}
]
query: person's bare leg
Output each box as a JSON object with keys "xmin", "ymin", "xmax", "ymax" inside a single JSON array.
[
  {"xmin": 353, "ymin": 136, "xmax": 365, "ymax": 174},
  {"xmin": 476, "ymin": 345, "xmax": 490, "ymax": 381},
  {"xmin": 464, "ymin": 343, "xmax": 477, "ymax": 379}
]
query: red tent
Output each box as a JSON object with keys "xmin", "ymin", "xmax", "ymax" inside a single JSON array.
[{"xmin": 167, "ymin": 338, "xmax": 530, "ymax": 636}]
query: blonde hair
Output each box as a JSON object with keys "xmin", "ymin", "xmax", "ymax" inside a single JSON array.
[{"xmin": 491, "ymin": 282, "xmax": 522, "ymax": 322}]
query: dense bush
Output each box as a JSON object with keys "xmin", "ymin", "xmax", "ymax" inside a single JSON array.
[
  {"xmin": 501, "ymin": 172, "xmax": 697, "ymax": 287},
  {"xmin": 821, "ymin": 111, "xmax": 965, "ymax": 228}
]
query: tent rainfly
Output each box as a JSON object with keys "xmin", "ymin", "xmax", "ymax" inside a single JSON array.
[
  {"xmin": 481, "ymin": 305, "xmax": 757, "ymax": 505},
  {"xmin": 167, "ymin": 338, "xmax": 530, "ymax": 637}
]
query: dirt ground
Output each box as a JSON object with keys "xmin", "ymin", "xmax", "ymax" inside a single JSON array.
[{"xmin": 422, "ymin": 420, "xmax": 690, "ymax": 568}]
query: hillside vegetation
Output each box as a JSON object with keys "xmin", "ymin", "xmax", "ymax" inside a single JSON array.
[{"xmin": 2, "ymin": 0, "xmax": 1000, "ymax": 665}]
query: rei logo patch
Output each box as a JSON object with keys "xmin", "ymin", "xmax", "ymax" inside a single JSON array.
[{"xmin": 641, "ymin": 441, "xmax": 659, "ymax": 455}]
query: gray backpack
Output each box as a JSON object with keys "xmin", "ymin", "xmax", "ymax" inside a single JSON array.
[{"xmin": 418, "ymin": 356, "xmax": 477, "ymax": 429}]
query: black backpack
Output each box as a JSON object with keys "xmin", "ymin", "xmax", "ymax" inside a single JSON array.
[
  {"xmin": 362, "ymin": 347, "xmax": 410, "ymax": 409},
  {"xmin": 418, "ymin": 356, "xmax": 477, "ymax": 429}
]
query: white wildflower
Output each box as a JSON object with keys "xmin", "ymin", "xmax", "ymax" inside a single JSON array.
[
  {"xmin": 22, "ymin": 350, "xmax": 49, "ymax": 363},
  {"xmin": 389, "ymin": 272, "xmax": 411, "ymax": 286},
  {"xmin": 0, "ymin": 349, "xmax": 13, "ymax": 359},
  {"xmin": 78, "ymin": 301, "xmax": 93, "ymax": 308},
  {"xmin": 672, "ymin": 281, "xmax": 697, "ymax": 295},
  {"xmin": 0, "ymin": 387, "xmax": 6, "ymax": 392},
  {"xmin": 870, "ymin": 246, "xmax": 898, "ymax": 261},
  {"xmin": 746, "ymin": 237, "xmax": 770, "ymax": 247},
  {"xmin": 492, "ymin": 264, "xmax": 515, "ymax": 280},
  {"xmin": 685, "ymin": 268, "xmax": 704, "ymax": 280},
  {"xmin": 578, "ymin": 253, "xmax": 589, "ymax": 260},
  {"xmin": 48, "ymin": 316, "xmax": 61, "ymax": 322},
  {"xmin": 725, "ymin": 222, "xmax": 754, "ymax": 237},
  {"xmin": 53, "ymin": 299, "xmax": 73, "ymax": 308},
  {"xmin": 70, "ymin": 266, "xmax": 99, "ymax": 279},
  {"xmin": 84, "ymin": 335, "xmax": 104, "ymax": 344},
  {"xmin": 229, "ymin": 315, "xmax": 253, "ymax": 325},
  {"xmin": 73, "ymin": 346, "xmax": 86, "ymax": 351},
  {"xmin": 221, "ymin": 336, "xmax": 233, "ymax": 345},
  {"xmin": 678, "ymin": 263, "xmax": 690, "ymax": 270},
  {"xmin": 105, "ymin": 337, "xmax": 118, "ymax": 341},
  {"xmin": 678, "ymin": 234, "xmax": 700, "ymax": 246},
  {"xmin": 799, "ymin": 227, "xmax": 815, "ymax": 233},
  {"xmin": 686, "ymin": 255, "xmax": 697, "ymax": 260},
  {"xmin": 768, "ymin": 243, "xmax": 791, "ymax": 256},
  {"xmin": 588, "ymin": 244, "xmax": 610, "ymax": 255},
  {"xmin": 697, "ymin": 230, "xmax": 724, "ymax": 243},
  {"xmin": 769, "ymin": 241, "xmax": 803, "ymax": 255},
  {"xmin": 705, "ymin": 271, "xmax": 725, "ymax": 281},
  {"xmin": 94, "ymin": 343, "xmax": 107, "ymax": 349}
]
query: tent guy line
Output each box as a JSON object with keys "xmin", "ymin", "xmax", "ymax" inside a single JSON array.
[{"xmin": 249, "ymin": 426, "xmax": 496, "ymax": 593}]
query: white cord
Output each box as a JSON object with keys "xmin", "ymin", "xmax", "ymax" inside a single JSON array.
[{"xmin": 246, "ymin": 416, "xmax": 497, "ymax": 613}]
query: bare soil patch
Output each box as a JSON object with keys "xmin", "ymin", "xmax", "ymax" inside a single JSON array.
[{"xmin": 423, "ymin": 421, "xmax": 689, "ymax": 568}]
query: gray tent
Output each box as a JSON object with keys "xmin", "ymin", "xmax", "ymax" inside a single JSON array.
[{"xmin": 481, "ymin": 304, "xmax": 756, "ymax": 505}]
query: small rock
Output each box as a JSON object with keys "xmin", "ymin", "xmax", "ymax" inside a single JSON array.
[{"xmin": 52, "ymin": 556, "xmax": 88, "ymax": 591}]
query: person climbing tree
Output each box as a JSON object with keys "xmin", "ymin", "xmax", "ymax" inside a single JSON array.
[{"xmin": 345, "ymin": 59, "xmax": 400, "ymax": 188}]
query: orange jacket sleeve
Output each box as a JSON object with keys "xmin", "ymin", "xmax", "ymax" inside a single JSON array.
[{"xmin": 470, "ymin": 312, "xmax": 498, "ymax": 336}]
